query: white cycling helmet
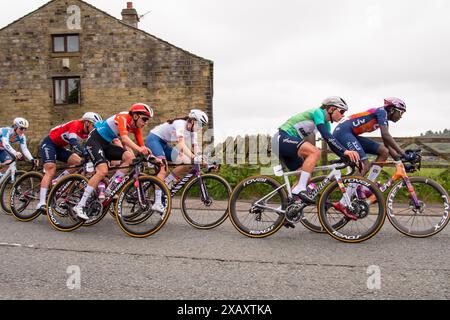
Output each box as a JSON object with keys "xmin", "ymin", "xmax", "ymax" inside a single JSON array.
[
  {"xmin": 188, "ymin": 109, "xmax": 209, "ymax": 126},
  {"xmin": 322, "ymin": 96, "xmax": 349, "ymax": 111},
  {"xmin": 13, "ymin": 117, "xmax": 29, "ymax": 129},
  {"xmin": 82, "ymin": 112, "xmax": 102, "ymax": 124}
]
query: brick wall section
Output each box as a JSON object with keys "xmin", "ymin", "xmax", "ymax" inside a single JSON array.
[{"xmin": 0, "ymin": 0, "xmax": 213, "ymax": 154}]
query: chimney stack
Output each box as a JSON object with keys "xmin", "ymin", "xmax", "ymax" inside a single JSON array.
[{"xmin": 121, "ymin": 2, "xmax": 140, "ymax": 28}]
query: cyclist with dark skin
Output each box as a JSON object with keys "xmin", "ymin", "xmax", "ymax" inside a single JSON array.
[{"xmin": 332, "ymin": 97, "xmax": 416, "ymax": 215}]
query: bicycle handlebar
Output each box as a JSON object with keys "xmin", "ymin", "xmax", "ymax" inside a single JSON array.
[{"xmin": 329, "ymin": 156, "xmax": 362, "ymax": 175}]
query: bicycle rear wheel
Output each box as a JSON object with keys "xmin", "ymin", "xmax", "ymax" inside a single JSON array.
[
  {"xmin": 116, "ymin": 176, "xmax": 171, "ymax": 238},
  {"xmin": 10, "ymin": 171, "xmax": 43, "ymax": 222},
  {"xmin": 181, "ymin": 174, "xmax": 232, "ymax": 230},
  {"xmin": 387, "ymin": 176, "xmax": 450, "ymax": 237},
  {"xmin": 228, "ymin": 176, "xmax": 288, "ymax": 238},
  {"xmin": 47, "ymin": 174, "xmax": 87, "ymax": 232},
  {"xmin": 1, "ymin": 170, "xmax": 26, "ymax": 215},
  {"xmin": 318, "ymin": 176, "xmax": 386, "ymax": 243}
]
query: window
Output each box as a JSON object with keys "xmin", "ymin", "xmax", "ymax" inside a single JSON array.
[
  {"xmin": 52, "ymin": 34, "xmax": 79, "ymax": 53},
  {"xmin": 53, "ymin": 77, "xmax": 80, "ymax": 105}
]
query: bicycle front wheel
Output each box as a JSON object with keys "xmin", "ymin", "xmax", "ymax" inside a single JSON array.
[
  {"xmin": 387, "ymin": 177, "xmax": 450, "ymax": 237},
  {"xmin": 181, "ymin": 174, "xmax": 232, "ymax": 230},
  {"xmin": 116, "ymin": 176, "xmax": 171, "ymax": 238},
  {"xmin": 228, "ymin": 176, "xmax": 288, "ymax": 238},
  {"xmin": 10, "ymin": 171, "xmax": 43, "ymax": 222},
  {"xmin": 318, "ymin": 176, "xmax": 386, "ymax": 243},
  {"xmin": 47, "ymin": 174, "xmax": 88, "ymax": 232},
  {"xmin": 0, "ymin": 170, "xmax": 26, "ymax": 215}
]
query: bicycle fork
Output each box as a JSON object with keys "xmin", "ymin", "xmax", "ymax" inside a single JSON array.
[{"xmin": 334, "ymin": 171, "xmax": 355, "ymax": 211}]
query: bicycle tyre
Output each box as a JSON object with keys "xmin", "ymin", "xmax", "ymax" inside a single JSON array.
[
  {"xmin": 115, "ymin": 175, "xmax": 172, "ymax": 238},
  {"xmin": 387, "ymin": 176, "xmax": 450, "ymax": 238},
  {"xmin": 10, "ymin": 171, "xmax": 43, "ymax": 222},
  {"xmin": 181, "ymin": 174, "xmax": 232, "ymax": 230},
  {"xmin": 228, "ymin": 175, "xmax": 288, "ymax": 238},
  {"xmin": 0, "ymin": 170, "xmax": 26, "ymax": 215},
  {"xmin": 318, "ymin": 176, "xmax": 386, "ymax": 243},
  {"xmin": 46, "ymin": 174, "xmax": 87, "ymax": 232}
]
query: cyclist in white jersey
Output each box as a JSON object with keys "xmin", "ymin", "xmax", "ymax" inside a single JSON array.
[{"xmin": 146, "ymin": 109, "xmax": 209, "ymax": 212}]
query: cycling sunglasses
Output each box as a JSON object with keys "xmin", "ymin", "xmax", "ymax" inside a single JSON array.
[
  {"xmin": 19, "ymin": 127, "xmax": 28, "ymax": 131},
  {"xmin": 140, "ymin": 116, "xmax": 150, "ymax": 122}
]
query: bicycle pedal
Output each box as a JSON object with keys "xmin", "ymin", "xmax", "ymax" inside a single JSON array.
[{"xmin": 283, "ymin": 221, "xmax": 296, "ymax": 229}]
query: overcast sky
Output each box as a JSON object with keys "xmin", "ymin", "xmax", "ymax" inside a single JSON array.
[{"xmin": 1, "ymin": 0, "xmax": 450, "ymax": 142}]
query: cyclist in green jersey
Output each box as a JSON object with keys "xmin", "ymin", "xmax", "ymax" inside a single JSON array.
[{"xmin": 272, "ymin": 97, "xmax": 360, "ymax": 204}]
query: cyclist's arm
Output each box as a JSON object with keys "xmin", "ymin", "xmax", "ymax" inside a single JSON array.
[
  {"xmin": 177, "ymin": 136, "xmax": 195, "ymax": 159},
  {"xmin": 192, "ymin": 132, "xmax": 202, "ymax": 155},
  {"xmin": 67, "ymin": 124, "xmax": 83, "ymax": 154},
  {"xmin": 380, "ymin": 125, "xmax": 405, "ymax": 157},
  {"xmin": 112, "ymin": 138, "xmax": 123, "ymax": 148},
  {"xmin": 120, "ymin": 134, "xmax": 142, "ymax": 154},
  {"xmin": 316, "ymin": 123, "xmax": 346, "ymax": 157},
  {"xmin": 387, "ymin": 145, "xmax": 402, "ymax": 161},
  {"xmin": 19, "ymin": 136, "xmax": 34, "ymax": 161},
  {"xmin": 1, "ymin": 136, "xmax": 17, "ymax": 158}
]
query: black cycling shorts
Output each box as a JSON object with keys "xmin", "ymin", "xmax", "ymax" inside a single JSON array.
[
  {"xmin": 39, "ymin": 136, "xmax": 74, "ymax": 164},
  {"xmin": 85, "ymin": 130, "xmax": 126, "ymax": 167},
  {"xmin": 271, "ymin": 130, "xmax": 305, "ymax": 171}
]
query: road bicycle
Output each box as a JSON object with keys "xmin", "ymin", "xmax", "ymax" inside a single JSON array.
[
  {"xmin": 149, "ymin": 159, "xmax": 231, "ymax": 230},
  {"xmin": 228, "ymin": 158, "xmax": 386, "ymax": 243},
  {"xmin": 46, "ymin": 155, "xmax": 171, "ymax": 238},
  {"xmin": 9, "ymin": 159, "xmax": 85, "ymax": 223},
  {"xmin": 0, "ymin": 157, "xmax": 30, "ymax": 214},
  {"xmin": 367, "ymin": 150, "xmax": 449, "ymax": 237},
  {"xmin": 300, "ymin": 150, "xmax": 449, "ymax": 238}
]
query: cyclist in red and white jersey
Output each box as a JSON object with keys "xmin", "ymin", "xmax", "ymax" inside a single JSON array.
[{"xmin": 36, "ymin": 112, "xmax": 102, "ymax": 212}]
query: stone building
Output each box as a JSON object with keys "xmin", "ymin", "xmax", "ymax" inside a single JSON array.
[{"xmin": 0, "ymin": 0, "xmax": 213, "ymax": 151}]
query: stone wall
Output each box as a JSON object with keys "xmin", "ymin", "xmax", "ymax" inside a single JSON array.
[{"xmin": 0, "ymin": 0, "xmax": 213, "ymax": 151}]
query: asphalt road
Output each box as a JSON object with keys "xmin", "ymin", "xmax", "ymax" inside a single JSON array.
[{"xmin": 0, "ymin": 204, "xmax": 449, "ymax": 300}]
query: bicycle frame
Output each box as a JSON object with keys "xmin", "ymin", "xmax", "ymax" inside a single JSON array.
[
  {"xmin": 167, "ymin": 163, "xmax": 217, "ymax": 202},
  {"xmin": 0, "ymin": 161, "xmax": 17, "ymax": 185},
  {"xmin": 99, "ymin": 164, "xmax": 142, "ymax": 209},
  {"xmin": 367, "ymin": 161, "xmax": 421, "ymax": 207},
  {"xmin": 254, "ymin": 163, "xmax": 354, "ymax": 215}
]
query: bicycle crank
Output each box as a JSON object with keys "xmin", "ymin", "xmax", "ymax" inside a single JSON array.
[{"xmin": 285, "ymin": 203, "xmax": 305, "ymax": 224}]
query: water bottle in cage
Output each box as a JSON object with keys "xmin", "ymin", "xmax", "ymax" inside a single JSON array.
[
  {"xmin": 98, "ymin": 182, "xmax": 106, "ymax": 200},
  {"xmin": 104, "ymin": 176, "xmax": 123, "ymax": 198}
]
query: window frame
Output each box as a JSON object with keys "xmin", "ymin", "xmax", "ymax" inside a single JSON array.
[
  {"xmin": 52, "ymin": 34, "xmax": 80, "ymax": 53},
  {"xmin": 53, "ymin": 77, "xmax": 81, "ymax": 106}
]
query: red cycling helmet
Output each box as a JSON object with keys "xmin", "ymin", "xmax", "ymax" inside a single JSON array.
[
  {"xmin": 384, "ymin": 98, "xmax": 406, "ymax": 112},
  {"xmin": 129, "ymin": 103, "xmax": 154, "ymax": 118}
]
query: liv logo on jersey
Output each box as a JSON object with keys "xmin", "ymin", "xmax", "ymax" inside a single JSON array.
[{"xmin": 352, "ymin": 119, "xmax": 366, "ymax": 127}]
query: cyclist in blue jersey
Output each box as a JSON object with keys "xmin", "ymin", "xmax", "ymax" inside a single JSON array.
[
  {"xmin": 332, "ymin": 97, "xmax": 415, "ymax": 217},
  {"xmin": 272, "ymin": 97, "xmax": 360, "ymax": 204},
  {"xmin": 73, "ymin": 104, "xmax": 154, "ymax": 220},
  {"xmin": 334, "ymin": 97, "xmax": 412, "ymax": 176}
]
